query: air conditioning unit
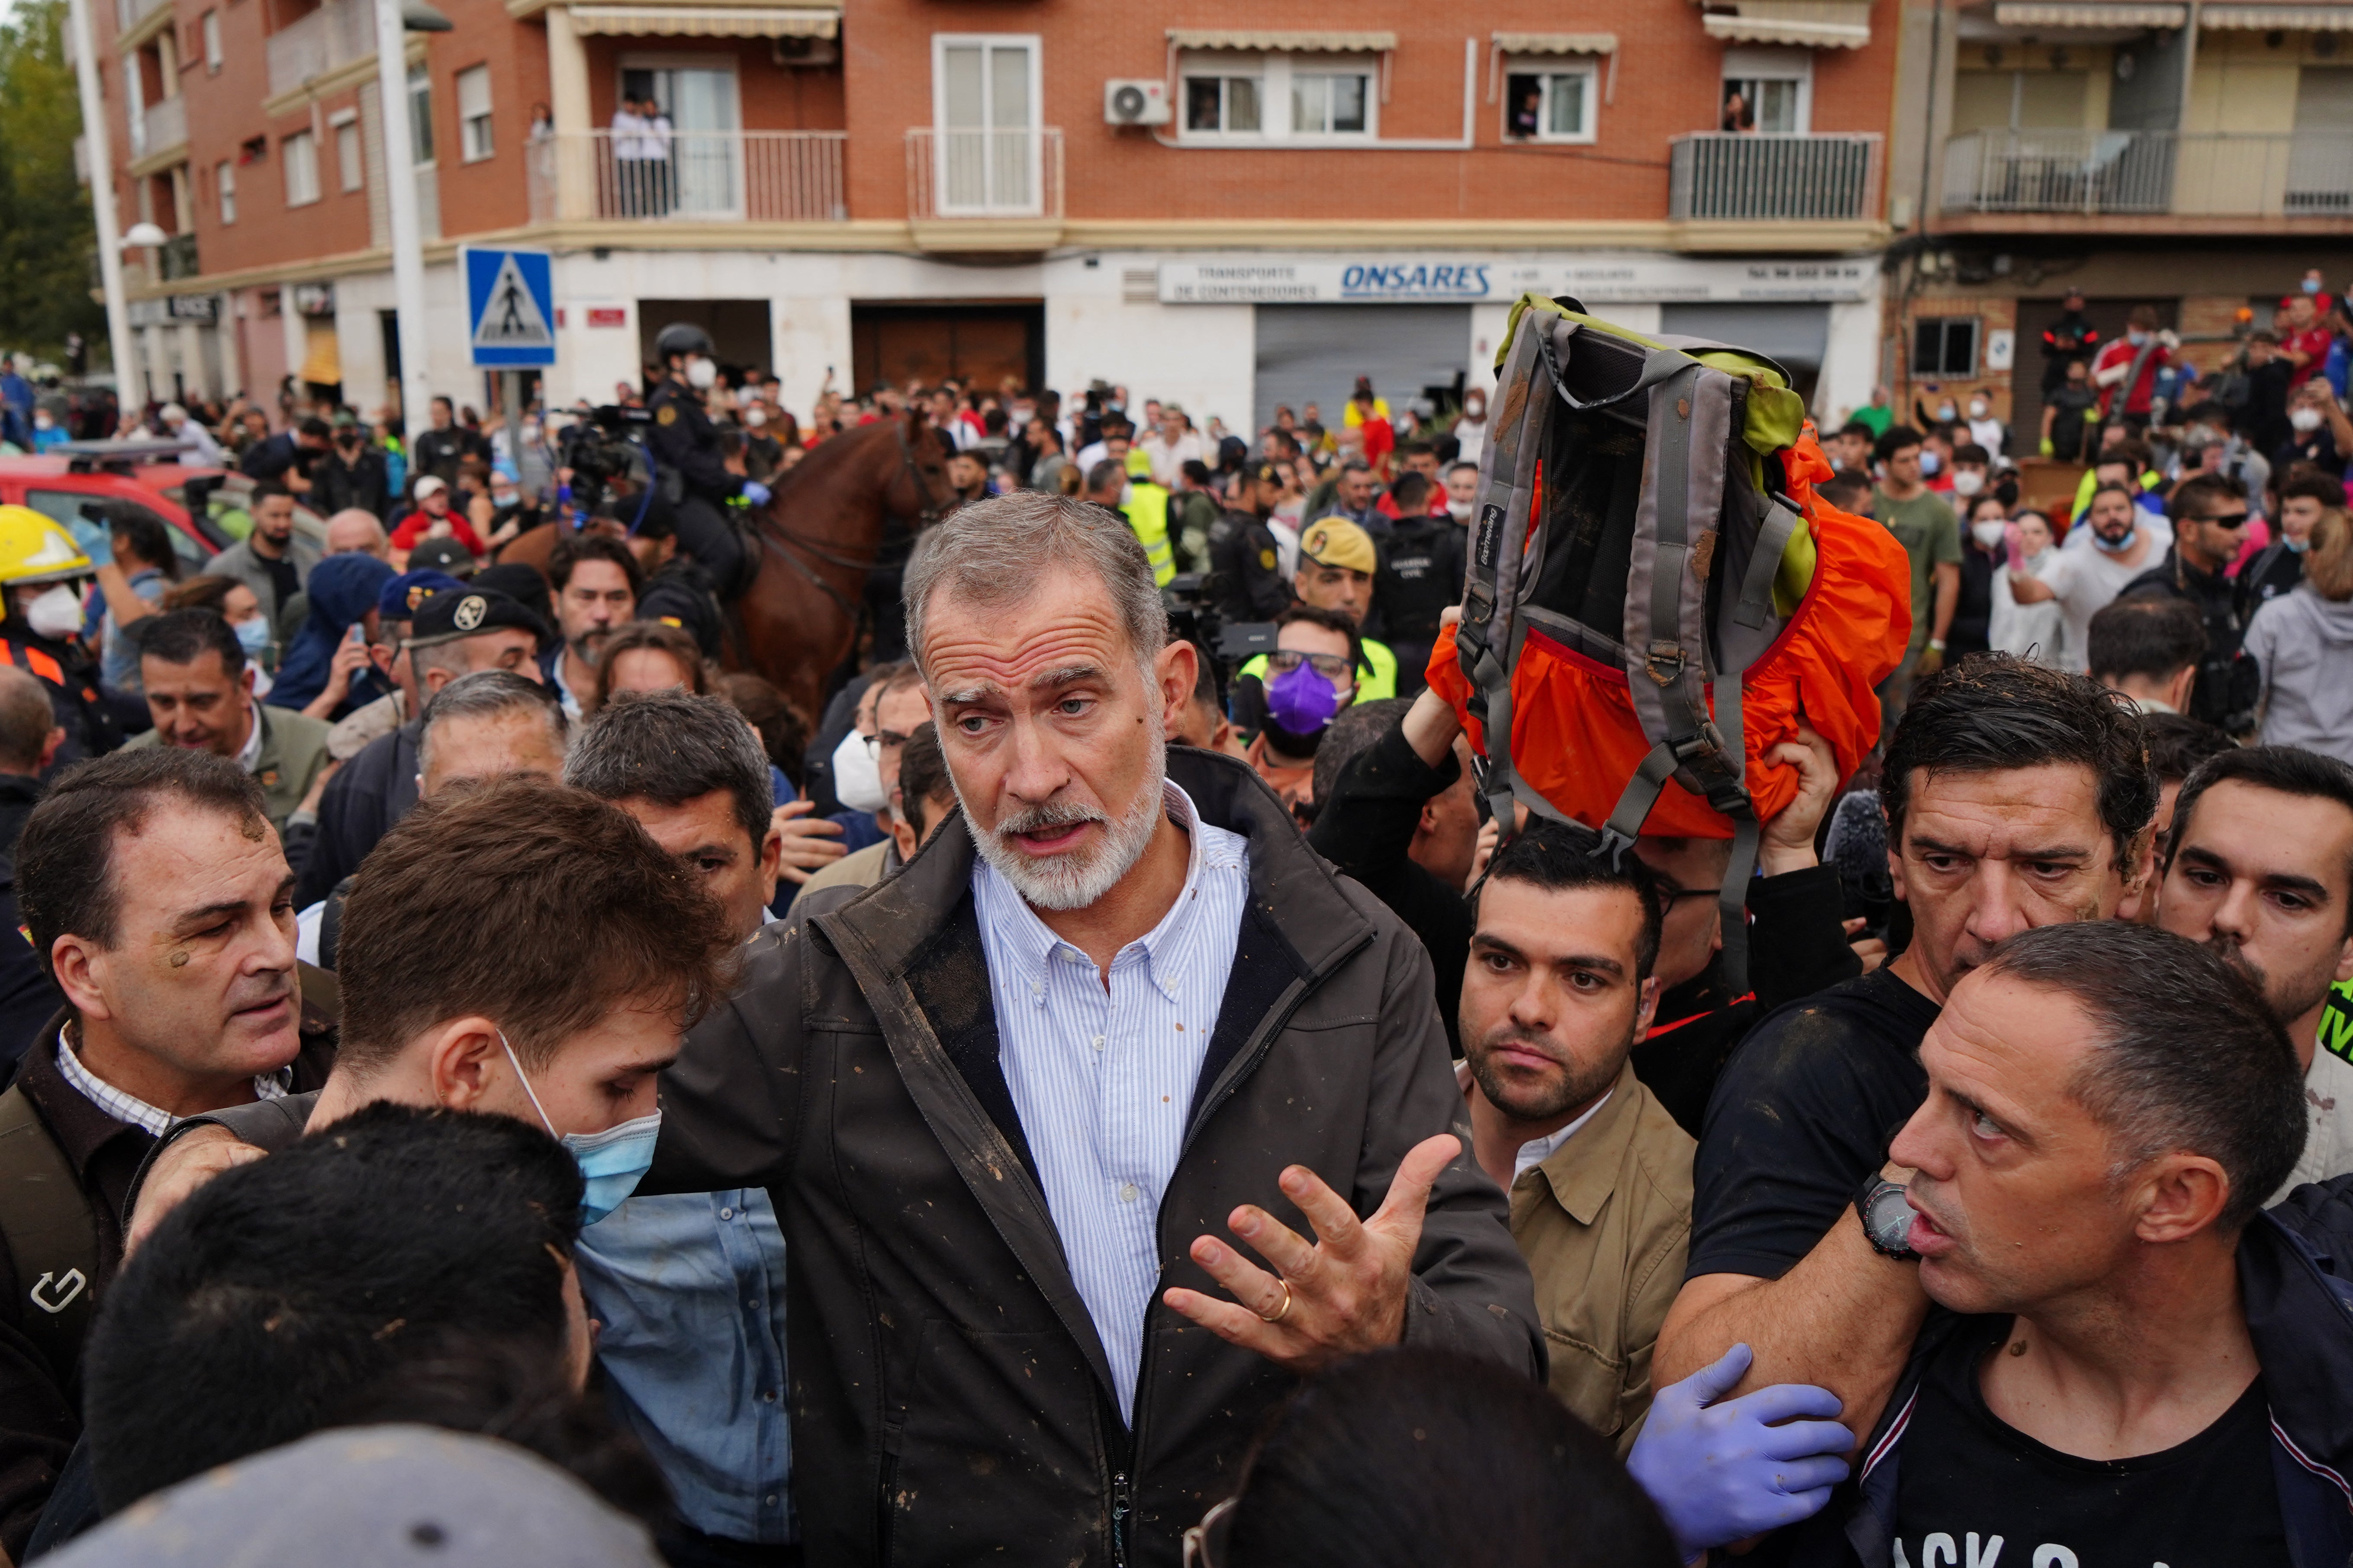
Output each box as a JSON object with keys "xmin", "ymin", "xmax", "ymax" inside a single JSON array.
[{"xmin": 1104, "ymin": 79, "xmax": 1171, "ymax": 126}]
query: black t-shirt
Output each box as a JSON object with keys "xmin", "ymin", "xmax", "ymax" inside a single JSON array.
[
  {"xmin": 1686, "ymin": 967, "xmax": 1940, "ymax": 1281},
  {"xmin": 1893, "ymin": 1317, "xmax": 2289, "ymax": 1568},
  {"xmin": 257, "ymin": 550, "xmax": 302, "ymax": 624}
]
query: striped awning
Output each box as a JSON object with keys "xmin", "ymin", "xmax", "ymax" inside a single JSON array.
[
  {"xmin": 1991, "ymin": 2, "xmax": 2187, "ymax": 25},
  {"xmin": 2201, "ymin": 4, "xmax": 2353, "ymax": 25},
  {"xmin": 569, "ymin": 4, "xmax": 837, "ymax": 37},
  {"xmin": 1166, "ymin": 29, "xmax": 1397, "ymax": 52},
  {"xmin": 1494, "ymin": 32, "xmax": 1621, "ymax": 54},
  {"xmin": 1700, "ymin": 1, "xmax": 1874, "ymax": 47}
]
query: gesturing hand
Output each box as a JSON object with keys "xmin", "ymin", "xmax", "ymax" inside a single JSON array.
[
  {"xmin": 773, "ymin": 799, "xmax": 847, "ymax": 885},
  {"xmin": 1163, "ymin": 1134, "xmax": 1459, "ymax": 1374},
  {"xmin": 1624, "ymin": 1344, "xmax": 1852, "ymax": 1561}
]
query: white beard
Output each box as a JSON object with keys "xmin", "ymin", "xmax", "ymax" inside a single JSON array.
[{"xmin": 962, "ymin": 721, "xmax": 1169, "ymax": 912}]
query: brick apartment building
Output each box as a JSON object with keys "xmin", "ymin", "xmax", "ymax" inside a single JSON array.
[
  {"xmin": 86, "ymin": 0, "xmax": 1908, "ymax": 428},
  {"xmin": 1877, "ymin": 0, "xmax": 2353, "ymax": 447}
]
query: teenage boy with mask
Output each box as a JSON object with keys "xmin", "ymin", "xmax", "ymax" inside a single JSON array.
[{"xmin": 1868, "ymin": 426, "xmax": 1960, "ymax": 727}]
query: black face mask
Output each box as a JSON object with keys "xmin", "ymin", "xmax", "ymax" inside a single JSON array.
[{"xmin": 1258, "ymin": 710, "xmax": 1328, "ymax": 758}]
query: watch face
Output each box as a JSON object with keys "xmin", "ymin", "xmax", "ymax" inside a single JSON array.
[{"xmin": 1866, "ymin": 1185, "xmax": 1917, "ymax": 1252}]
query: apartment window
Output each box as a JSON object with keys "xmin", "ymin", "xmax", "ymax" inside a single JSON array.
[
  {"xmin": 1176, "ymin": 54, "xmax": 1378, "ymax": 142},
  {"xmin": 1721, "ymin": 48, "xmax": 1812, "ymax": 134},
  {"xmin": 1292, "ymin": 71, "xmax": 1369, "ymax": 134},
  {"xmin": 457, "ymin": 64, "xmax": 492, "ymax": 161},
  {"xmin": 1912, "ymin": 316, "xmax": 1981, "ymax": 378},
  {"xmin": 332, "ymin": 109, "xmax": 361, "ymax": 191},
  {"xmin": 1184, "ymin": 72, "xmax": 1260, "ymax": 134},
  {"xmin": 283, "ymin": 129, "xmax": 319, "ymax": 206},
  {"xmin": 1504, "ymin": 65, "xmax": 1599, "ymax": 143},
  {"xmin": 200, "ymin": 9, "xmax": 221, "ymax": 72},
  {"xmin": 931, "ymin": 35, "xmax": 1040, "ymax": 214},
  {"xmin": 216, "ymin": 158, "xmax": 235, "ymax": 223},
  {"xmin": 408, "ymin": 62, "xmax": 435, "ymax": 166}
]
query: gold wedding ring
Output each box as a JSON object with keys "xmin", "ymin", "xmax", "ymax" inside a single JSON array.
[{"xmin": 1259, "ymin": 1278, "xmax": 1294, "ymax": 1324}]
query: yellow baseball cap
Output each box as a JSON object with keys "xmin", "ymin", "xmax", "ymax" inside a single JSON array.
[{"xmin": 1300, "ymin": 518, "xmax": 1377, "ymax": 575}]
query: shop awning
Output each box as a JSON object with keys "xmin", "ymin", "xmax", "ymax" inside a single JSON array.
[
  {"xmin": 2201, "ymin": 4, "xmax": 2353, "ymax": 26},
  {"xmin": 569, "ymin": 4, "xmax": 837, "ymax": 37},
  {"xmin": 1493, "ymin": 32, "xmax": 1621, "ymax": 55},
  {"xmin": 1166, "ymin": 29, "xmax": 1397, "ymax": 52},
  {"xmin": 299, "ymin": 324, "xmax": 341, "ymax": 389},
  {"xmin": 1700, "ymin": 1, "xmax": 1874, "ymax": 48},
  {"xmin": 1990, "ymin": 2, "xmax": 2188, "ymax": 26}
]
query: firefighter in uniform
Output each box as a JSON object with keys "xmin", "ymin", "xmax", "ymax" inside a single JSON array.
[
  {"xmin": 0, "ymin": 505, "xmax": 122, "ymax": 767},
  {"xmin": 644, "ymin": 322, "xmax": 765, "ymax": 598}
]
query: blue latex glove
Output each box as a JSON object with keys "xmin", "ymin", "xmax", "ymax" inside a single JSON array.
[
  {"xmin": 740, "ymin": 479, "xmax": 772, "ymax": 508},
  {"xmin": 1625, "ymin": 1343, "xmax": 1853, "ymax": 1562}
]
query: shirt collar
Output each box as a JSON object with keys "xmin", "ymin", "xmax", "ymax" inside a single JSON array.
[
  {"xmin": 235, "ymin": 704, "xmax": 266, "ymax": 774},
  {"xmin": 53, "ymin": 1025, "xmax": 290, "ymax": 1139},
  {"xmin": 977, "ymin": 777, "xmax": 1232, "ymax": 1006}
]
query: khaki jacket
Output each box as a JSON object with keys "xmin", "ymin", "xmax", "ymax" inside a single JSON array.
[
  {"xmin": 126, "ymin": 704, "xmax": 333, "ymax": 838},
  {"xmin": 1502, "ymin": 1059, "xmax": 1694, "ymax": 1453}
]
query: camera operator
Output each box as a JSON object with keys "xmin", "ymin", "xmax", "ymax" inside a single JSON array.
[{"xmin": 644, "ymin": 324, "xmax": 766, "ymax": 596}]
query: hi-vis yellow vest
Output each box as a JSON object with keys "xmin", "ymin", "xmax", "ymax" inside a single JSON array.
[
  {"xmin": 1238, "ymin": 638, "xmax": 1399, "ymax": 702},
  {"xmin": 1123, "ymin": 484, "xmax": 1176, "ymax": 588}
]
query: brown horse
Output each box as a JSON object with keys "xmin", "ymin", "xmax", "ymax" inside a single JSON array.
[{"xmin": 497, "ymin": 411, "xmax": 959, "ymax": 719}]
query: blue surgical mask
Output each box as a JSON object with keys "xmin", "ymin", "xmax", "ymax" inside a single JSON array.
[
  {"xmin": 2090, "ymin": 523, "xmax": 2140, "ymax": 556},
  {"xmin": 500, "ymin": 1029, "xmax": 663, "ymax": 1226},
  {"xmin": 1918, "ymin": 450, "xmax": 1942, "ymax": 477},
  {"xmin": 2305, "ymin": 277, "xmax": 2324, "ymax": 295},
  {"xmin": 233, "ymin": 617, "xmax": 271, "ymax": 658},
  {"xmin": 2285, "ymin": 534, "xmax": 2310, "ymax": 554}
]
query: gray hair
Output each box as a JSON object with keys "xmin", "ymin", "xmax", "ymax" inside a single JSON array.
[
  {"xmin": 902, "ymin": 492, "xmax": 1164, "ymax": 679},
  {"xmin": 563, "ymin": 688, "xmax": 775, "ymax": 848},
  {"xmin": 416, "ymin": 670, "xmax": 567, "ymax": 778}
]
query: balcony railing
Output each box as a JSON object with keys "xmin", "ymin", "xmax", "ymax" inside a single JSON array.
[
  {"xmin": 1942, "ymin": 129, "xmax": 2353, "ymax": 217},
  {"xmin": 266, "ymin": 0, "xmax": 375, "ymax": 101},
  {"xmin": 115, "ymin": 0, "xmax": 170, "ymax": 35},
  {"xmin": 141, "ymin": 93, "xmax": 187, "ymax": 158},
  {"xmin": 906, "ymin": 126, "xmax": 1063, "ymax": 220},
  {"xmin": 527, "ymin": 130, "xmax": 846, "ymax": 223},
  {"xmin": 1668, "ymin": 133, "xmax": 1883, "ymax": 222}
]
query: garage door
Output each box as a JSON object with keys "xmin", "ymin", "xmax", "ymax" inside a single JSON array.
[
  {"xmin": 1253, "ymin": 305, "xmax": 1471, "ymax": 434},
  {"xmin": 1659, "ymin": 303, "xmax": 1829, "ymax": 407}
]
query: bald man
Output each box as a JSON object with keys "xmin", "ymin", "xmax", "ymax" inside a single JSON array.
[{"xmin": 323, "ymin": 510, "xmax": 389, "ymax": 561}]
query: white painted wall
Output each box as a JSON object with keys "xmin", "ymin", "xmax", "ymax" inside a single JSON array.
[
  {"xmin": 1819, "ymin": 277, "xmax": 1884, "ymax": 427},
  {"xmin": 1044, "ymin": 254, "xmax": 1254, "ymax": 437}
]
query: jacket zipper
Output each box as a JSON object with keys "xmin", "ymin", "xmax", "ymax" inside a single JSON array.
[{"xmin": 1111, "ymin": 1468, "xmax": 1133, "ymax": 1568}]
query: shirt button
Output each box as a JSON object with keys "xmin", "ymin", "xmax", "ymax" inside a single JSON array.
[
  {"xmin": 764, "ymin": 1493, "xmax": 779, "ymax": 1506},
  {"xmin": 1092, "ymin": 1035, "xmax": 1106, "ymax": 1051},
  {"xmin": 1119, "ymin": 1182, "xmax": 1138, "ymax": 1204},
  {"xmin": 719, "ymin": 1207, "xmax": 734, "ymax": 1220},
  {"xmin": 760, "ymin": 1390, "xmax": 776, "ymax": 1403}
]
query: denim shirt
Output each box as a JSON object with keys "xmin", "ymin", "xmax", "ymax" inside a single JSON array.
[{"xmin": 573, "ymin": 1189, "xmax": 795, "ymax": 1543}]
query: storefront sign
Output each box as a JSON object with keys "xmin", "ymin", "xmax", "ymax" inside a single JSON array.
[
  {"xmin": 1159, "ymin": 254, "xmax": 1873, "ymax": 305},
  {"xmin": 166, "ymin": 295, "xmax": 219, "ymax": 323}
]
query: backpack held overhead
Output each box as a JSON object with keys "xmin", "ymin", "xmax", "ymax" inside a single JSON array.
[{"xmin": 1431, "ymin": 294, "xmax": 1912, "ymax": 989}]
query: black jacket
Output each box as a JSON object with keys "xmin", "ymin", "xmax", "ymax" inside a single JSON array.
[
  {"xmin": 1372, "ymin": 514, "xmax": 1467, "ymax": 646},
  {"xmin": 310, "ymin": 446, "xmax": 392, "ymax": 521},
  {"xmin": 1788, "ymin": 1173, "xmax": 2353, "ymax": 1568},
  {"xmin": 1206, "ymin": 510, "xmax": 1291, "ymax": 623},
  {"xmin": 2121, "ymin": 547, "xmax": 2261, "ymax": 733},
  {"xmin": 643, "ymin": 746, "xmax": 1542, "ymax": 1567},
  {"xmin": 410, "ymin": 426, "xmax": 483, "ymax": 489},
  {"xmin": 0, "ymin": 623, "xmax": 120, "ymax": 770},
  {"xmin": 293, "ymin": 716, "xmax": 420, "ymax": 908},
  {"xmin": 646, "ymin": 378, "xmax": 745, "ymax": 506}
]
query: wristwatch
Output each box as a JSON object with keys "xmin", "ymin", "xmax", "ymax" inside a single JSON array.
[{"xmin": 1854, "ymin": 1170, "xmax": 1920, "ymax": 1261}]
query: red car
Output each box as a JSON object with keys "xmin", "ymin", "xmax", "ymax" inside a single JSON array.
[{"xmin": 0, "ymin": 440, "xmax": 329, "ymax": 570}]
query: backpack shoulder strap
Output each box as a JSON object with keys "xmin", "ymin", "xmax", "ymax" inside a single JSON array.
[{"xmin": 0, "ymin": 1085, "xmax": 102, "ymax": 1379}]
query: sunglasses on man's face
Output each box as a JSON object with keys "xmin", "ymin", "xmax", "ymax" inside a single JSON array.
[{"xmin": 2205, "ymin": 511, "xmax": 2251, "ymax": 530}]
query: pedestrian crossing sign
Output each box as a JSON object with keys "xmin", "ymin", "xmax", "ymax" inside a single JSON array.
[{"xmin": 464, "ymin": 246, "xmax": 556, "ymax": 368}]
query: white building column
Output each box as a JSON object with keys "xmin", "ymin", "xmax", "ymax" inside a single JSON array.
[
  {"xmin": 216, "ymin": 292, "xmax": 244, "ymax": 398},
  {"xmin": 544, "ymin": 5, "xmax": 593, "ymax": 220},
  {"xmin": 1820, "ymin": 288, "xmax": 1883, "ymax": 426},
  {"xmin": 176, "ymin": 319, "xmax": 209, "ymax": 400}
]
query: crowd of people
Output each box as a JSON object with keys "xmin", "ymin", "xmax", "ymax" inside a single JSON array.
[{"xmin": 0, "ymin": 278, "xmax": 2344, "ymax": 1568}]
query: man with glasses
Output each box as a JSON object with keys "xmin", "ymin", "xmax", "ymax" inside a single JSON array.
[
  {"xmin": 2117, "ymin": 472, "xmax": 2262, "ymax": 735},
  {"xmin": 1234, "ymin": 606, "xmax": 1363, "ymax": 819}
]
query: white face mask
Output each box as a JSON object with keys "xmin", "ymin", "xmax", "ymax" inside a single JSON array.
[
  {"xmin": 1950, "ymin": 470, "xmax": 1985, "ymax": 498},
  {"xmin": 830, "ymin": 726, "xmax": 889, "ymax": 813},
  {"xmin": 685, "ymin": 357, "xmax": 718, "ymax": 391},
  {"xmin": 1968, "ymin": 400, "xmax": 1989, "ymax": 420},
  {"xmin": 21, "ymin": 583, "xmax": 82, "ymax": 641},
  {"xmin": 2291, "ymin": 407, "xmax": 2325, "ymax": 433},
  {"xmin": 1447, "ymin": 498, "xmax": 1474, "ymax": 520},
  {"xmin": 745, "ymin": 407, "xmax": 767, "ymax": 428},
  {"xmin": 1971, "ymin": 520, "xmax": 2008, "ymax": 551}
]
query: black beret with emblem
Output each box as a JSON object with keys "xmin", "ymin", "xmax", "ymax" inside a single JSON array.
[{"xmin": 403, "ymin": 586, "xmax": 549, "ymax": 649}]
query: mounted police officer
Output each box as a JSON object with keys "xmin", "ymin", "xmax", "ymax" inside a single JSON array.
[{"xmin": 645, "ymin": 323, "xmax": 766, "ymax": 598}]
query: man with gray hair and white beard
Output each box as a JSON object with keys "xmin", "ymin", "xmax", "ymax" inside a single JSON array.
[{"xmin": 636, "ymin": 491, "xmax": 1542, "ymax": 1566}]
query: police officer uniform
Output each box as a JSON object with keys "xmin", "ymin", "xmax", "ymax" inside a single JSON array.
[
  {"xmin": 0, "ymin": 506, "xmax": 122, "ymax": 768},
  {"xmin": 644, "ymin": 323, "xmax": 755, "ymax": 597},
  {"xmin": 1207, "ymin": 462, "xmax": 1293, "ymax": 623}
]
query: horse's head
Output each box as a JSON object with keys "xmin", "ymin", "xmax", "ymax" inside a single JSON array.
[{"xmin": 888, "ymin": 408, "xmax": 961, "ymax": 530}]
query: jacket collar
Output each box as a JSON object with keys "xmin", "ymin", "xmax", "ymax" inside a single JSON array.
[{"xmin": 1529, "ymin": 1060, "xmax": 1645, "ymax": 1227}]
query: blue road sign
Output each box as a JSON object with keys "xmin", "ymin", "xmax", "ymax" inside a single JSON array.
[{"xmin": 464, "ymin": 246, "xmax": 556, "ymax": 369}]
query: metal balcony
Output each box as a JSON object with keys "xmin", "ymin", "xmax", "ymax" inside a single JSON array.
[
  {"xmin": 141, "ymin": 93, "xmax": 187, "ymax": 159},
  {"xmin": 527, "ymin": 130, "xmax": 847, "ymax": 223},
  {"xmin": 158, "ymin": 231, "xmax": 201, "ymax": 281},
  {"xmin": 266, "ymin": 0, "xmax": 377, "ymax": 101},
  {"xmin": 1668, "ymin": 132, "xmax": 1883, "ymax": 222},
  {"xmin": 1942, "ymin": 129, "xmax": 2353, "ymax": 218},
  {"xmin": 906, "ymin": 126, "xmax": 1064, "ymax": 221}
]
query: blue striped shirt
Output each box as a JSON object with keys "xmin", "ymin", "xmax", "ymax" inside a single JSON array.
[{"xmin": 973, "ymin": 780, "xmax": 1249, "ymax": 1423}]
